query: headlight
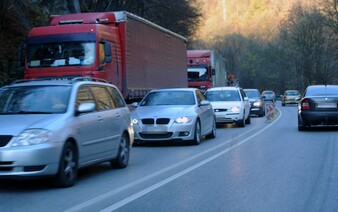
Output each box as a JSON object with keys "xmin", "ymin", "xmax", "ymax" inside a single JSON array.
[
  {"xmin": 12, "ymin": 129, "xmax": 52, "ymax": 147},
  {"xmin": 131, "ymin": 118, "xmax": 139, "ymax": 125},
  {"xmin": 175, "ymin": 117, "xmax": 192, "ymax": 124},
  {"xmin": 229, "ymin": 107, "xmax": 240, "ymax": 113},
  {"xmin": 253, "ymin": 102, "xmax": 261, "ymax": 107}
]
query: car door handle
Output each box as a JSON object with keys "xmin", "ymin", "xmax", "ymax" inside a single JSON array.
[{"xmin": 97, "ymin": 116, "xmax": 103, "ymax": 121}]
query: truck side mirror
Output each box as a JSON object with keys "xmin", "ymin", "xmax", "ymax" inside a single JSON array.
[
  {"xmin": 104, "ymin": 43, "xmax": 112, "ymax": 63},
  {"xmin": 212, "ymin": 68, "xmax": 215, "ymax": 75},
  {"xmin": 17, "ymin": 43, "xmax": 26, "ymax": 70}
]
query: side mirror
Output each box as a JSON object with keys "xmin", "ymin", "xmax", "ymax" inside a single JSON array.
[
  {"xmin": 76, "ymin": 102, "xmax": 96, "ymax": 115},
  {"xmin": 131, "ymin": 102, "xmax": 139, "ymax": 107},
  {"xmin": 200, "ymin": 100, "xmax": 210, "ymax": 106},
  {"xmin": 244, "ymin": 97, "xmax": 249, "ymax": 101}
]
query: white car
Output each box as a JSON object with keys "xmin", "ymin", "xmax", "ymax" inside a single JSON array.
[
  {"xmin": 131, "ymin": 88, "xmax": 216, "ymax": 145},
  {"xmin": 205, "ymin": 87, "xmax": 251, "ymax": 127}
]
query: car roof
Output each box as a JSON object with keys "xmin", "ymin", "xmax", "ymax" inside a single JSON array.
[
  {"xmin": 284, "ymin": 90, "xmax": 299, "ymax": 92},
  {"xmin": 244, "ymin": 88, "xmax": 259, "ymax": 91},
  {"xmin": 207, "ymin": 86, "xmax": 241, "ymax": 91},
  {"xmin": 307, "ymin": 85, "xmax": 338, "ymax": 88},
  {"xmin": 150, "ymin": 88, "xmax": 198, "ymax": 92}
]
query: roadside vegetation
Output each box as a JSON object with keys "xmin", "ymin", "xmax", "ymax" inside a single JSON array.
[{"xmin": 1, "ymin": 0, "xmax": 337, "ymax": 94}]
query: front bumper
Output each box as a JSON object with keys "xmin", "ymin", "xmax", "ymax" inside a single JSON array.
[
  {"xmin": 0, "ymin": 142, "xmax": 63, "ymax": 178},
  {"xmin": 133, "ymin": 121, "xmax": 196, "ymax": 141},
  {"xmin": 214, "ymin": 112, "xmax": 242, "ymax": 123}
]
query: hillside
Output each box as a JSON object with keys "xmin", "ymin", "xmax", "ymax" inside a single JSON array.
[{"xmin": 195, "ymin": 0, "xmax": 317, "ymax": 41}]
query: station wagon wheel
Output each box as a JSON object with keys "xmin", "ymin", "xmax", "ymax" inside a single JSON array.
[
  {"xmin": 191, "ymin": 120, "xmax": 201, "ymax": 145},
  {"xmin": 54, "ymin": 142, "xmax": 78, "ymax": 188},
  {"xmin": 111, "ymin": 133, "xmax": 130, "ymax": 169},
  {"xmin": 206, "ymin": 118, "xmax": 216, "ymax": 139},
  {"xmin": 245, "ymin": 112, "xmax": 251, "ymax": 124}
]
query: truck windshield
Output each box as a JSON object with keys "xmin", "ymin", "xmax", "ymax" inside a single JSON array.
[
  {"xmin": 187, "ymin": 67, "xmax": 208, "ymax": 82},
  {"xmin": 27, "ymin": 42, "xmax": 95, "ymax": 68}
]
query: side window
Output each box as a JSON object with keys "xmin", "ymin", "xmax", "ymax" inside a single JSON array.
[
  {"xmin": 107, "ymin": 87, "xmax": 126, "ymax": 108},
  {"xmin": 99, "ymin": 43, "xmax": 105, "ymax": 65},
  {"xmin": 76, "ymin": 86, "xmax": 96, "ymax": 109},
  {"xmin": 90, "ymin": 86, "xmax": 114, "ymax": 111}
]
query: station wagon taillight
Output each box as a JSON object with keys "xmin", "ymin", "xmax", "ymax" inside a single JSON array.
[{"xmin": 301, "ymin": 99, "xmax": 310, "ymax": 110}]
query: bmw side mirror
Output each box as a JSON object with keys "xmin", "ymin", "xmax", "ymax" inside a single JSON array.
[
  {"xmin": 200, "ymin": 100, "xmax": 210, "ymax": 106},
  {"xmin": 131, "ymin": 102, "xmax": 139, "ymax": 107}
]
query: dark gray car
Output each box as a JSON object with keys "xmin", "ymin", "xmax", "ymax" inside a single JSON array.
[{"xmin": 244, "ymin": 89, "xmax": 265, "ymax": 117}]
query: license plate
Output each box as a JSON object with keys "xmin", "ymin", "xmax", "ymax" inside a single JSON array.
[
  {"xmin": 142, "ymin": 126, "xmax": 168, "ymax": 133},
  {"xmin": 317, "ymin": 103, "xmax": 337, "ymax": 108}
]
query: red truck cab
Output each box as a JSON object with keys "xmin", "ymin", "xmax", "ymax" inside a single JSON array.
[
  {"xmin": 24, "ymin": 12, "xmax": 187, "ymax": 101},
  {"xmin": 187, "ymin": 50, "xmax": 213, "ymax": 92}
]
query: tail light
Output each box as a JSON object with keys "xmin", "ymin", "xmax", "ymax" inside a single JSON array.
[{"xmin": 300, "ymin": 99, "xmax": 310, "ymax": 110}]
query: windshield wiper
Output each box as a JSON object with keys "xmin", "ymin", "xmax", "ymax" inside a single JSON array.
[{"xmin": 7, "ymin": 111, "xmax": 54, "ymax": 114}]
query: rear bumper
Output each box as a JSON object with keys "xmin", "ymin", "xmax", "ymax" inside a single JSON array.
[
  {"xmin": 283, "ymin": 99, "xmax": 299, "ymax": 104},
  {"xmin": 299, "ymin": 110, "xmax": 338, "ymax": 126}
]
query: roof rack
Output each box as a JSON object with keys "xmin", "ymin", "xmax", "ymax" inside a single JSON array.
[
  {"xmin": 10, "ymin": 78, "xmax": 51, "ymax": 85},
  {"xmin": 70, "ymin": 77, "xmax": 107, "ymax": 83},
  {"xmin": 10, "ymin": 76, "xmax": 107, "ymax": 85}
]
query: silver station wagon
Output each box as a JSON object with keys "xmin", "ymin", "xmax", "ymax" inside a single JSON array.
[{"xmin": 0, "ymin": 77, "xmax": 134, "ymax": 187}]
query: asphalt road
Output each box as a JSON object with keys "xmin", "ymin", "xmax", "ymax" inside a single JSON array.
[{"xmin": 1, "ymin": 102, "xmax": 338, "ymax": 212}]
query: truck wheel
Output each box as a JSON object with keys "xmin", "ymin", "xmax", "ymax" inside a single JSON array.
[
  {"xmin": 111, "ymin": 133, "xmax": 130, "ymax": 169},
  {"xmin": 54, "ymin": 142, "xmax": 78, "ymax": 188}
]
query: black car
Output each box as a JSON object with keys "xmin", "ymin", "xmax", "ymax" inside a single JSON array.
[
  {"xmin": 244, "ymin": 89, "xmax": 265, "ymax": 117},
  {"xmin": 298, "ymin": 85, "xmax": 338, "ymax": 131}
]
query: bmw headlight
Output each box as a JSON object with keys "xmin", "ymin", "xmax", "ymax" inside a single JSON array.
[
  {"xmin": 175, "ymin": 117, "xmax": 192, "ymax": 124},
  {"xmin": 131, "ymin": 118, "xmax": 139, "ymax": 125},
  {"xmin": 229, "ymin": 107, "xmax": 240, "ymax": 113},
  {"xmin": 253, "ymin": 102, "xmax": 261, "ymax": 107},
  {"xmin": 12, "ymin": 129, "xmax": 52, "ymax": 147}
]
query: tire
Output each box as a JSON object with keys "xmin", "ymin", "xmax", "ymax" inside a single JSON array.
[
  {"xmin": 110, "ymin": 133, "xmax": 130, "ymax": 169},
  {"xmin": 206, "ymin": 118, "xmax": 216, "ymax": 139},
  {"xmin": 54, "ymin": 142, "xmax": 78, "ymax": 188},
  {"xmin": 191, "ymin": 120, "xmax": 201, "ymax": 145},
  {"xmin": 298, "ymin": 117, "xmax": 307, "ymax": 131},
  {"xmin": 282, "ymin": 103, "xmax": 285, "ymax": 106},
  {"xmin": 245, "ymin": 113, "xmax": 251, "ymax": 124},
  {"xmin": 298, "ymin": 125, "xmax": 306, "ymax": 131},
  {"xmin": 237, "ymin": 113, "xmax": 246, "ymax": 127}
]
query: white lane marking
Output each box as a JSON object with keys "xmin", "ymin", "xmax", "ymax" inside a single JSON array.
[{"xmin": 66, "ymin": 110, "xmax": 282, "ymax": 212}]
